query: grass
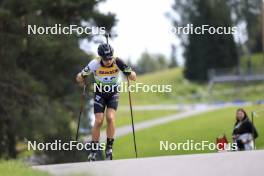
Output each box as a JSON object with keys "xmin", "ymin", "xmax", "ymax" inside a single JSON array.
[
  {"xmin": 241, "ymin": 53, "xmax": 264, "ymax": 70},
  {"xmin": 78, "ymin": 109, "xmax": 178, "ymax": 137},
  {"xmin": 113, "ymin": 105, "xmax": 264, "ymax": 159},
  {"xmin": 0, "ymin": 160, "xmax": 50, "ymax": 176},
  {"xmin": 209, "ymin": 82, "xmax": 264, "ymax": 102},
  {"xmin": 98, "ymin": 109, "xmax": 179, "ymax": 130},
  {"xmin": 70, "ymin": 53, "xmax": 263, "ymax": 106},
  {"xmin": 118, "ymin": 53, "xmax": 264, "ymax": 105},
  {"xmin": 119, "ymin": 68, "xmax": 203, "ymax": 105},
  {"xmin": 114, "ymin": 109, "xmax": 178, "ymax": 127}
]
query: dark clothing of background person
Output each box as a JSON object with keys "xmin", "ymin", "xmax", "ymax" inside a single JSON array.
[{"xmin": 232, "ymin": 118, "xmax": 258, "ymax": 150}]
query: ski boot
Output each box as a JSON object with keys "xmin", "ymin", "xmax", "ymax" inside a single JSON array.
[
  {"xmin": 105, "ymin": 148, "xmax": 113, "ymax": 160},
  {"xmin": 88, "ymin": 152, "xmax": 97, "ymax": 162}
]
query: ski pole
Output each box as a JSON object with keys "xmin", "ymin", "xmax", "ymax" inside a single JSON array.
[
  {"xmin": 105, "ymin": 33, "xmax": 109, "ymax": 44},
  {"xmin": 126, "ymin": 76, "xmax": 138, "ymax": 158},
  {"xmin": 251, "ymin": 111, "xmax": 256, "ymax": 149},
  {"xmin": 75, "ymin": 80, "xmax": 87, "ymax": 141}
]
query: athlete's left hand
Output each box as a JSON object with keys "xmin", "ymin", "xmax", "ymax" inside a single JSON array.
[
  {"xmin": 129, "ymin": 71, "xmax": 136, "ymax": 81},
  {"xmin": 76, "ymin": 72, "xmax": 85, "ymax": 86}
]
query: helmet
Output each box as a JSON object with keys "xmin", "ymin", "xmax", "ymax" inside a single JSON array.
[{"xmin": 97, "ymin": 43, "xmax": 114, "ymax": 60}]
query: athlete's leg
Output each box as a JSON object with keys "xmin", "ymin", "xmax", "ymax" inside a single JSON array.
[
  {"xmin": 106, "ymin": 108, "xmax": 116, "ymax": 138},
  {"xmin": 105, "ymin": 108, "xmax": 116, "ymax": 160},
  {"xmin": 88, "ymin": 94, "xmax": 106, "ymax": 161},
  {"xmin": 104, "ymin": 93, "xmax": 119, "ymax": 160},
  {"xmin": 92, "ymin": 113, "xmax": 104, "ymax": 141},
  {"xmin": 92, "ymin": 93, "xmax": 106, "ymax": 141},
  {"xmin": 105, "ymin": 93, "xmax": 119, "ymax": 139},
  {"xmin": 89, "ymin": 113, "xmax": 104, "ymax": 161}
]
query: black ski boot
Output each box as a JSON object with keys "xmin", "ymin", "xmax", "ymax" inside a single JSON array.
[
  {"xmin": 105, "ymin": 148, "xmax": 113, "ymax": 160},
  {"xmin": 105, "ymin": 138, "xmax": 114, "ymax": 160},
  {"xmin": 88, "ymin": 152, "xmax": 97, "ymax": 161},
  {"xmin": 88, "ymin": 141, "xmax": 99, "ymax": 162}
]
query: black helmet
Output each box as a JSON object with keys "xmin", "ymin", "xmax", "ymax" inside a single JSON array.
[{"xmin": 97, "ymin": 43, "xmax": 114, "ymax": 60}]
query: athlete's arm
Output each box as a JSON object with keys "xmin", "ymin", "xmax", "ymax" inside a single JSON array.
[
  {"xmin": 76, "ymin": 59, "xmax": 96, "ymax": 86},
  {"xmin": 116, "ymin": 58, "xmax": 136, "ymax": 81}
]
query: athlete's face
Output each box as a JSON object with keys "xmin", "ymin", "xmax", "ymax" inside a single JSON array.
[{"xmin": 102, "ymin": 58, "xmax": 114, "ymax": 67}]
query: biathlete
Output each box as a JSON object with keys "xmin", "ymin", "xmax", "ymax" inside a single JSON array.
[{"xmin": 76, "ymin": 43, "xmax": 136, "ymax": 161}]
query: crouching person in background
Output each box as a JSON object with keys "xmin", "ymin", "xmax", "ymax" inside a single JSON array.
[{"xmin": 232, "ymin": 108, "xmax": 258, "ymax": 151}]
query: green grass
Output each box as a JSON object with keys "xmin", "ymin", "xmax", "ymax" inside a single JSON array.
[
  {"xmin": 119, "ymin": 68, "xmax": 204, "ymax": 105},
  {"xmin": 99, "ymin": 110, "xmax": 178, "ymax": 129},
  {"xmin": 241, "ymin": 53, "xmax": 264, "ymax": 70},
  {"xmin": 209, "ymin": 82, "xmax": 264, "ymax": 102},
  {"xmin": 113, "ymin": 105, "xmax": 264, "ymax": 159},
  {"xmin": 114, "ymin": 110, "xmax": 178, "ymax": 127},
  {"xmin": 118, "ymin": 53, "xmax": 264, "ymax": 105},
  {"xmin": 0, "ymin": 160, "xmax": 50, "ymax": 176}
]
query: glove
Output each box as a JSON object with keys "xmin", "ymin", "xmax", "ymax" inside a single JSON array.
[{"xmin": 76, "ymin": 72, "xmax": 85, "ymax": 86}]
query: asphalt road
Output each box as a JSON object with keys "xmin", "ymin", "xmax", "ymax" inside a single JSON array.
[
  {"xmin": 35, "ymin": 150, "xmax": 264, "ymax": 176},
  {"xmin": 92, "ymin": 103, "xmax": 232, "ymax": 141}
]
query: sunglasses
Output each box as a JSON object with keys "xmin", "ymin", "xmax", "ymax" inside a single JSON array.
[{"xmin": 102, "ymin": 56, "xmax": 113, "ymax": 61}]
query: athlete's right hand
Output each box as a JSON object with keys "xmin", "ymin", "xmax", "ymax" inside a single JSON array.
[{"xmin": 76, "ymin": 72, "xmax": 85, "ymax": 86}]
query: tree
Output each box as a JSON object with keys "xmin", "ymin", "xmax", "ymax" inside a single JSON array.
[
  {"xmin": 0, "ymin": 0, "xmax": 116, "ymax": 161},
  {"xmin": 172, "ymin": 0, "xmax": 238, "ymax": 81},
  {"xmin": 136, "ymin": 51, "xmax": 168, "ymax": 74},
  {"xmin": 230, "ymin": 0, "xmax": 262, "ymax": 53},
  {"xmin": 169, "ymin": 44, "xmax": 178, "ymax": 68}
]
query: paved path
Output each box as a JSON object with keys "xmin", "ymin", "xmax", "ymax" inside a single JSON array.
[
  {"xmin": 92, "ymin": 104, "xmax": 232, "ymax": 141},
  {"xmin": 35, "ymin": 150, "xmax": 264, "ymax": 176},
  {"xmin": 84, "ymin": 102, "xmax": 252, "ymax": 142},
  {"xmin": 118, "ymin": 101, "xmax": 252, "ymax": 111}
]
